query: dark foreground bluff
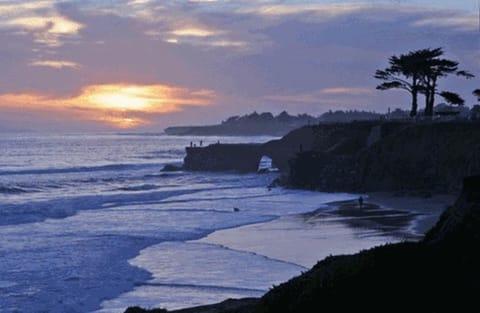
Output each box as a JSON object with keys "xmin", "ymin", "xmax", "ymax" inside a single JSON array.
[{"xmin": 126, "ymin": 176, "xmax": 480, "ymax": 313}]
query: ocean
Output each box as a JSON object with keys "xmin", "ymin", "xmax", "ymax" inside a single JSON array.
[{"xmin": 0, "ymin": 133, "xmax": 394, "ymax": 313}]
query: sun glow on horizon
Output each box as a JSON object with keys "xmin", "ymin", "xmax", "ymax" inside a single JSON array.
[
  {"xmin": 0, "ymin": 83, "xmax": 215, "ymax": 129},
  {"xmin": 84, "ymin": 85, "xmax": 158, "ymax": 111}
]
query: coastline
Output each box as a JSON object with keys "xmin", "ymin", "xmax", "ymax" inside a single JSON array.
[
  {"xmin": 98, "ymin": 188, "xmax": 358, "ymax": 312},
  {"xmin": 195, "ymin": 192, "xmax": 455, "ymax": 269},
  {"xmin": 117, "ymin": 189, "xmax": 456, "ymax": 312},
  {"xmin": 160, "ymin": 177, "xmax": 480, "ymax": 313}
]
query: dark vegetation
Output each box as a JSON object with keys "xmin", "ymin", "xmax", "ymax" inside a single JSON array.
[
  {"xmin": 126, "ymin": 176, "xmax": 480, "ymax": 313},
  {"xmin": 164, "ymin": 111, "xmax": 317, "ymax": 136},
  {"xmin": 164, "ymin": 110, "xmax": 382, "ymax": 136},
  {"xmin": 474, "ymin": 89, "xmax": 480, "ymax": 103}
]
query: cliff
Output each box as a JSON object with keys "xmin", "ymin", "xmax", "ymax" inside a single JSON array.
[
  {"xmin": 355, "ymin": 122, "xmax": 480, "ymax": 192},
  {"xmin": 125, "ymin": 176, "xmax": 480, "ymax": 313},
  {"xmin": 183, "ymin": 122, "xmax": 386, "ymax": 173},
  {"xmin": 183, "ymin": 144, "xmax": 264, "ymax": 172},
  {"xmin": 286, "ymin": 121, "xmax": 480, "ymax": 193},
  {"xmin": 183, "ymin": 121, "xmax": 480, "ymax": 192},
  {"xmin": 183, "ymin": 125, "xmax": 319, "ymax": 172}
]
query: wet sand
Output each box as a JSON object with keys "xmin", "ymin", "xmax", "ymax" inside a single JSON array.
[
  {"xmin": 365, "ymin": 193, "xmax": 456, "ymax": 234},
  {"xmin": 196, "ymin": 193, "xmax": 456, "ymax": 269}
]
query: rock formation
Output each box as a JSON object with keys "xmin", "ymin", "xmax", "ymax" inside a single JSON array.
[{"xmin": 184, "ymin": 121, "xmax": 480, "ymax": 193}]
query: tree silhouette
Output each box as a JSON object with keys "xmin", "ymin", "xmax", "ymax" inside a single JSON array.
[
  {"xmin": 440, "ymin": 91, "xmax": 465, "ymax": 106},
  {"xmin": 375, "ymin": 48, "xmax": 474, "ymax": 117},
  {"xmin": 375, "ymin": 52, "xmax": 425, "ymax": 117},
  {"xmin": 474, "ymin": 89, "xmax": 480, "ymax": 103},
  {"xmin": 421, "ymin": 49, "xmax": 474, "ymax": 116}
]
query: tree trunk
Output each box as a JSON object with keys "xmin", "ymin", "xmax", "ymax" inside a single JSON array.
[
  {"xmin": 428, "ymin": 90, "xmax": 435, "ymax": 115},
  {"xmin": 424, "ymin": 91, "xmax": 431, "ymax": 116},
  {"xmin": 423, "ymin": 90, "xmax": 430, "ymax": 116},
  {"xmin": 425, "ymin": 77, "xmax": 437, "ymax": 116},
  {"xmin": 409, "ymin": 76, "xmax": 419, "ymax": 117},
  {"xmin": 410, "ymin": 89, "xmax": 418, "ymax": 117}
]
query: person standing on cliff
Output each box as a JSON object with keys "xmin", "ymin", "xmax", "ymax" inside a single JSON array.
[{"xmin": 358, "ymin": 196, "xmax": 364, "ymax": 209}]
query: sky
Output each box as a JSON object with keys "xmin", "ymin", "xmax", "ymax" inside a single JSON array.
[{"xmin": 0, "ymin": 0, "xmax": 478, "ymax": 131}]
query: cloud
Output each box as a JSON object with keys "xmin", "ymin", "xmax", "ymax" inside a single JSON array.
[
  {"xmin": 7, "ymin": 15, "xmax": 83, "ymax": 35},
  {"xmin": 0, "ymin": 1, "xmax": 84, "ymax": 47},
  {"xmin": 0, "ymin": 83, "xmax": 215, "ymax": 128},
  {"xmin": 189, "ymin": 0, "xmax": 224, "ymax": 2},
  {"xmin": 237, "ymin": 3, "xmax": 367, "ymax": 18},
  {"xmin": 170, "ymin": 27, "xmax": 220, "ymax": 37},
  {"xmin": 29, "ymin": 60, "xmax": 81, "ymax": 69},
  {"xmin": 129, "ymin": 0, "xmax": 153, "ymax": 5},
  {"xmin": 0, "ymin": 1, "xmax": 53, "ymax": 15},
  {"xmin": 265, "ymin": 87, "xmax": 374, "ymax": 103},
  {"xmin": 412, "ymin": 14, "xmax": 478, "ymax": 31},
  {"xmin": 320, "ymin": 87, "xmax": 374, "ymax": 96}
]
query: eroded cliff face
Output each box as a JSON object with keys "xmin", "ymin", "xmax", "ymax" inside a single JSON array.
[
  {"xmin": 183, "ymin": 122, "xmax": 382, "ymax": 174},
  {"xmin": 356, "ymin": 123, "xmax": 480, "ymax": 192},
  {"xmin": 183, "ymin": 144, "xmax": 264, "ymax": 172},
  {"xmin": 287, "ymin": 122, "xmax": 480, "ymax": 193},
  {"xmin": 182, "ymin": 126, "xmax": 318, "ymax": 172},
  {"xmin": 424, "ymin": 175, "xmax": 480, "ymax": 244},
  {"xmin": 183, "ymin": 121, "xmax": 480, "ymax": 193}
]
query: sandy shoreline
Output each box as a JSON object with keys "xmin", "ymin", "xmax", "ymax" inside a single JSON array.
[
  {"xmin": 365, "ymin": 193, "xmax": 455, "ymax": 234},
  {"xmin": 195, "ymin": 192, "xmax": 456, "ymax": 269}
]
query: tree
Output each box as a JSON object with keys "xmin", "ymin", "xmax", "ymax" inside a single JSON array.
[
  {"xmin": 440, "ymin": 91, "xmax": 465, "ymax": 106},
  {"xmin": 420, "ymin": 48, "xmax": 474, "ymax": 116},
  {"xmin": 474, "ymin": 89, "xmax": 480, "ymax": 103},
  {"xmin": 375, "ymin": 52, "xmax": 425, "ymax": 117},
  {"xmin": 375, "ymin": 48, "xmax": 474, "ymax": 117}
]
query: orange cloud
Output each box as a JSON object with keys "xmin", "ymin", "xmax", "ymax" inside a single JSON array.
[
  {"xmin": 170, "ymin": 27, "xmax": 220, "ymax": 37},
  {"xmin": 319, "ymin": 87, "xmax": 373, "ymax": 95},
  {"xmin": 29, "ymin": 60, "xmax": 81, "ymax": 69},
  {"xmin": 0, "ymin": 83, "xmax": 215, "ymax": 128}
]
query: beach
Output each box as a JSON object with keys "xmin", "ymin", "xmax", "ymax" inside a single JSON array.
[{"xmin": 196, "ymin": 193, "xmax": 455, "ymax": 269}]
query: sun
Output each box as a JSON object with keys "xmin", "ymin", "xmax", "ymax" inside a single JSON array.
[{"xmin": 83, "ymin": 84, "xmax": 157, "ymax": 111}]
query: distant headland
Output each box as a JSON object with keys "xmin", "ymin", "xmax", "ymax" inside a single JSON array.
[{"xmin": 164, "ymin": 110, "xmax": 382, "ymax": 136}]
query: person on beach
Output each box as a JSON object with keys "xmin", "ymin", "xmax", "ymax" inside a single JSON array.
[{"xmin": 358, "ymin": 196, "xmax": 364, "ymax": 209}]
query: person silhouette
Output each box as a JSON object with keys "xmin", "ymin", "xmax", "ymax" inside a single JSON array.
[{"xmin": 358, "ymin": 196, "xmax": 364, "ymax": 209}]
